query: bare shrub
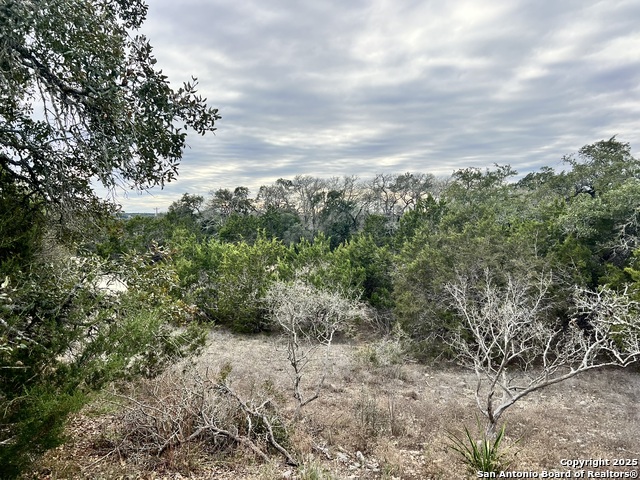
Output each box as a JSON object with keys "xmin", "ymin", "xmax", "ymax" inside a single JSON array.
[
  {"xmin": 387, "ymin": 394, "xmax": 405, "ymax": 437},
  {"xmin": 572, "ymin": 284, "xmax": 640, "ymax": 356},
  {"xmin": 354, "ymin": 323, "xmax": 409, "ymax": 369},
  {"xmin": 113, "ymin": 363, "xmax": 297, "ymax": 466},
  {"xmin": 264, "ymin": 279, "xmax": 367, "ymax": 416},
  {"xmin": 446, "ymin": 269, "xmax": 640, "ymax": 435},
  {"xmin": 353, "ymin": 387, "xmax": 387, "ymax": 452},
  {"xmin": 365, "ymin": 308, "xmax": 396, "ymax": 336}
]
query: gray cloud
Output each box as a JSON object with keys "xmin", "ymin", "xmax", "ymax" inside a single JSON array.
[{"xmin": 108, "ymin": 0, "xmax": 640, "ymax": 212}]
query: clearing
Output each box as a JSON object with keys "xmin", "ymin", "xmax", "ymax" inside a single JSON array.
[{"xmin": 34, "ymin": 329, "xmax": 640, "ymax": 479}]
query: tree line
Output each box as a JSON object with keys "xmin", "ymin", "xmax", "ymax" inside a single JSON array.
[
  {"xmin": 105, "ymin": 137, "xmax": 640, "ymax": 341},
  {"xmin": 160, "ymin": 172, "xmax": 435, "ymax": 248}
]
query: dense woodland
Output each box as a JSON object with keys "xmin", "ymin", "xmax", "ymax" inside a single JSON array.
[
  {"xmin": 1, "ymin": 0, "xmax": 640, "ymax": 477},
  {"xmin": 103, "ymin": 138, "xmax": 640, "ymax": 341}
]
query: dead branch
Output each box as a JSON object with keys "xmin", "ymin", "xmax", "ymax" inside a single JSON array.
[
  {"xmin": 445, "ymin": 269, "xmax": 640, "ymax": 435},
  {"xmin": 112, "ymin": 366, "xmax": 298, "ymax": 465},
  {"xmin": 215, "ymin": 381, "xmax": 298, "ymax": 466}
]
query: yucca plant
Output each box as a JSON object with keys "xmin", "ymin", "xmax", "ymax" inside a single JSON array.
[{"xmin": 446, "ymin": 417, "xmax": 513, "ymax": 474}]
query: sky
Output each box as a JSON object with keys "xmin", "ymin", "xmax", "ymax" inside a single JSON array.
[{"xmin": 110, "ymin": 0, "xmax": 640, "ymax": 213}]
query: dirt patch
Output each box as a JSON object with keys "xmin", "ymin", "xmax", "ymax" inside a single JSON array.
[{"xmin": 33, "ymin": 329, "xmax": 640, "ymax": 479}]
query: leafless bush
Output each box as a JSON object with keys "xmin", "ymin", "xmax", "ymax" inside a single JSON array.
[
  {"xmin": 113, "ymin": 364, "xmax": 297, "ymax": 465},
  {"xmin": 387, "ymin": 394, "xmax": 405, "ymax": 437},
  {"xmin": 354, "ymin": 323, "xmax": 409, "ymax": 369},
  {"xmin": 352, "ymin": 387, "xmax": 387, "ymax": 452},
  {"xmin": 365, "ymin": 308, "xmax": 396, "ymax": 336},
  {"xmin": 446, "ymin": 269, "xmax": 640, "ymax": 435},
  {"xmin": 572, "ymin": 284, "xmax": 640, "ymax": 357},
  {"xmin": 264, "ymin": 279, "xmax": 367, "ymax": 416}
]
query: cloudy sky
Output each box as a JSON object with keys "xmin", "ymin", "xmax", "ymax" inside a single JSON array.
[{"xmin": 113, "ymin": 0, "xmax": 640, "ymax": 212}]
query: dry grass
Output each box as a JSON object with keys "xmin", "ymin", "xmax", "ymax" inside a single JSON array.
[{"xmin": 32, "ymin": 329, "xmax": 640, "ymax": 479}]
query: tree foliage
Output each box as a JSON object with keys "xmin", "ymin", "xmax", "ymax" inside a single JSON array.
[
  {"xmin": 0, "ymin": 251, "xmax": 206, "ymax": 475},
  {"xmin": 0, "ymin": 1, "xmax": 219, "ymax": 475},
  {"xmin": 0, "ymin": 0, "xmax": 219, "ymax": 211},
  {"xmin": 110, "ymin": 138, "xmax": 640, "ymax": 348}
]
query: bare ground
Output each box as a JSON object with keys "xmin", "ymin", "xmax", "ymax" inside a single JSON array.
[{"xmin": 33, "ymin": 329, "xmax": 640, "ymax": 479}]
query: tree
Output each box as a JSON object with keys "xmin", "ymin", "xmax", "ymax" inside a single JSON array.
[
  {"xmin": 257, "ymin": 178, "xmax": 295, "ymax": 211},
  {"xmin": 260, "ymin": 206, "xmax": 307, "ymax": 245},
  {"xmin": 393, "ymin": 206, "xmax": 544, "ymax": 358},
  {"xmin": 393, "ymin": 194, "xmax": 447, "ymax": 246},
  {"xmin": 264, "ymin": 279, "xmax": 366, "ymax": 417},
  {"xmin": 320, "ymin": 189, "xmax": 357, "ymax": 248},
  {"xmin": 442, "ymin": 165, "xmax": 518, "ymax": 227},
  {"xmin": 217, "ymin": 213, "xmax": 262, "ymax": 243},
  {"xmin": 365, "ymin": 172, "xmax": 434, "ymax": 220},
  {"xmin": 168, "ymin": 193, "xmax": 204, "ymax": 220},
  {"xmin": 203, "ymin": 187, "xmax": 255, "ymax": 234},
  {"xmin": 563, "ymin": 136, "xmax": 639, "ymax": 197},
  {"xmin": 165, "ymin": 193, "xmax": 206, "ymax": 236},
  {"xmin": 389, "ymin": 172, "xmax": 434, "ymax": 215},
  {"xmin": 446, "ymin": 269, "xmax": 640, "ymax": 436},
  {"xmin": 291, "ymin": 175, "xmax": 327, "ymax": 235},
  {"xmin": 338, "ymin": 235, "xmax": 394, "ymax": 310},
  {"xmin": 541, "ymin": 139, "xmax": 640, "ymax": 284},
  {"xmin": 0, "ymin": 250, "xmax": 207, "ymax": 476},
  {"xmin": 0, "ymin": 0, "xmax": 219, "ymax": 212},
  {"xmin": 0, "ymin": 1, "xmax": 219, "ymax": 475},
  {"xmin": 0, "ymin": 169, "xmax": 44, "ymax": 270}
]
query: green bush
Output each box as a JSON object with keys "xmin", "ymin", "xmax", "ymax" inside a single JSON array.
[
  {"xmin": 0, "ymin": 252, "xmax": 205, "ymax": 477},
  {"xmin": 174, "ymin": 234, "xmax": 370, "ymax": 333},
  {"xmin": 174, "ymin": 236, "xmax": 287, "ymax": 332},
  {"xmin": 338, "ymin": 235, "xmax": 394, "ymax": 308},
  {"xmin": 0, "ymin": 387, "xmax": 86, "ymax": 478},
  {"xmin": 285, "ymin": 235, "xmax": 363, "ymax": 297}
]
